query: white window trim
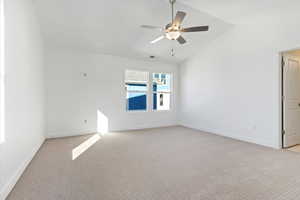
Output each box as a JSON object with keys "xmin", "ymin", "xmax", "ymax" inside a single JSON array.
[
  {"xmin": 125, "ymin": 70, "xmax": 149, "ymax": 112},
  {"xmin": 124, "ymin": 70, "xmax": 173, "ymax": 113},
  {"xmin": 152, "ymin": 72, "xmax": 172, "ymax": 112}
]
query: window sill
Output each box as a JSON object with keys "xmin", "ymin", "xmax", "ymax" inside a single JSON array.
[
  {"xmin": 126, "ymin": 110, "xmax": 171, "ymax": 114},
  {"xmin": 126, "ymin": 110, "xmax": 148, "ymax": 113},
  {"xmin": 152, "ymin": 110, "xmax": 171, "ymax": 112}
]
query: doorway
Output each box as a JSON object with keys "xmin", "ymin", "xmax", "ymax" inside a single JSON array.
[{"xmin": 282, "ymin": 50, "xmax": 300, "ymax": 149}]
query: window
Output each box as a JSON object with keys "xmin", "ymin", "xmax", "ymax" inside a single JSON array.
[
  {"xmin": 152, "ymin": 73, "xmax": 171, "ymax": 111},
  {"xmin": 125, "ymin": 70, "xmax": 148, "ymax": 111},
  {"xmin": 125, "ymin": 71, "xmax": 172, "ymax": 112}
]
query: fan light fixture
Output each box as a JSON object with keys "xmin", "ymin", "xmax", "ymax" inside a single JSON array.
[{"xmin": 165, "ymin": 31, "xmax": 181, "ymax": 40}]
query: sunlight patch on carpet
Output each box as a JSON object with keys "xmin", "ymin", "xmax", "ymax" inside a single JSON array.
[{"xmin": 72, "ymin": 134, "xmax": 101, "ymax": 160}]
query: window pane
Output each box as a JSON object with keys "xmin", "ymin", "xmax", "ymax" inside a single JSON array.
[
  {"xmin": 125, "ymin": 70, "xmax": 148, "ymax": 83},
  {"xmin": 153, "ymin": 73, "xmax": 171, "ymax": 92},
  {"xmin": 126, "ymin": 83, "xmax": 147, "ymax": 92},
  {"xmin": 127, "ymin": 92, "xmax": 147, "ymax": 111},
  {"xmin": 153, "ymin": 93, "xmax": 170, "ymax": 111},
  {"xmin": 125, "ymin": 70, "xmax": 148, "ymax": 111}
]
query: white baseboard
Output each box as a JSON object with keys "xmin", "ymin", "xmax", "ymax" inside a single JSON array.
[
  {"xmin": 112, "ymin": 124, "xmax": 180, "ymax": 132},
  {"xmin": 179, "ymin": 123, "xmax": 278, "ymax": 149},
  {"xmin": 111, "ymin": 122, "xmax": 179, "ymax": 132},
  {"xmin": 46, "ymin": 123, "xmax": 179, "ymax": 139},
  {"xmin": 47, "ymin": 129, "xmax": 96, "ymax": 139},
  {"xmin": 0, "ymin": 138, "xmax": 45, "ymax": 200}
]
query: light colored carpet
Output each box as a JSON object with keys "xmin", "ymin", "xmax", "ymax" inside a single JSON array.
[
  {"xmin": 7, "ymin": 126, "xmax": 300, "ymax": 200},
  {"xmin": 287, "ymin": 145, "xmax": 300, "ymax": 153}
]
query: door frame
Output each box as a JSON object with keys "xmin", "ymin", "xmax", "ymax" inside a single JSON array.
[
  {"xmin": 280, "ymin": 53, "xmax": 284, "ymax": 148},
  {"xmin": 280, "ymin": 49, "xmax": 300, "ymax": 148}
]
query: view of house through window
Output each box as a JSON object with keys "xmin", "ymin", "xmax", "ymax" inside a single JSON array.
[
  {"xmin": 125, "ymin": 70, "xmax": 148, "ymax": 111},
  {"xmin": 153, "ymin": 73, "xmax": 171, "ymax": 111},
  {"xmin": 125, "ymin": 71, "xmax": 171, "ymax": 112}
]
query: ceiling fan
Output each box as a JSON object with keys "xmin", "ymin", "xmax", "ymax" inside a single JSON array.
[{"xmin": 141, "ymin": 0, "xmax": 209, "ymax": 45}]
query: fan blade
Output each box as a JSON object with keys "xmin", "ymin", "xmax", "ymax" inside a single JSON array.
[
  {"xmin": 177, "ymin": 35, "xmax": 186, "ymax": 44},
  {"xmin": 173, "ymin": 11, "xmax": 186, "ymax": 27},
  {"xmin": 181, "ymin": 26, "xmax": 209, "ymax": 32},
  {"xmin": 141, "ymin": 25, "xmax": 162, "ymax": 30},
  {"xmin": 150, "ymin": 36, "xmax": 165, "ymax": 44}
]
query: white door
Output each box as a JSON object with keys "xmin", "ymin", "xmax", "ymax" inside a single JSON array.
[{"xmin": 283, "ymin": 55, "xmax": 300, "ymax": 148}]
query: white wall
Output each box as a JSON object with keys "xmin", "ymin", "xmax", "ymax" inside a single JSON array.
[
  {"xmin": 179, "ymin": 11, "xmax": 300, "ymax": 149},
  {"xmin": 0, "ymin": 0, "xmax": 45, "ymax": 199},
  {"xmin": 46, "ymin": 48, "xmax": 178, "ymax": 138}
]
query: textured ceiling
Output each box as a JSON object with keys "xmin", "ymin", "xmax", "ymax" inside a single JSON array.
[{"xmin": 34, "ymin": 0, "xmax": 231, "ymax": 64}]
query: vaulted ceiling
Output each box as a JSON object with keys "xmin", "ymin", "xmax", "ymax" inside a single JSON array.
[
  {"xmin": 35, "ymin": 0, "xmax": 231, "ymax": 64},
  {"xmin": 180, "ymin": 0, "xmax": 300, "ymax": 23},
  {"xmin": 34, "ymin": 0, "xmax": 300, "ymax": 64}
]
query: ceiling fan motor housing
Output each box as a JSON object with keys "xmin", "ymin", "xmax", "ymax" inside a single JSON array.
[{"xmin": 165, "ymin": 23, "xmax": 180, "ymax": 31}]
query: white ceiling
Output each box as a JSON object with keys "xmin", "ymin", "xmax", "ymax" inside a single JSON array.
[
  {"xmin": 34, "ymin": 0, "xmax": 230, "ymax": 64},
  {"xmin": 179, "ymin": 0, "xmax": 300, "ymax": 23}
]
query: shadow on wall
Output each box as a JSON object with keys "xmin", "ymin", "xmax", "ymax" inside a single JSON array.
[{"xmin": 97, "ymin": 109, "xmax": 109, "ymax": 134}]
